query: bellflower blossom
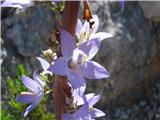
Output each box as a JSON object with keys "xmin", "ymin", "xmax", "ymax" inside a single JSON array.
[
  {"xmin": 48, "ymin": 30, "xmax": 109, "ymax": 93},
  {"xmin": 76, "ymin": 15, "xmax": 113, "ymax": 45},
  {"xmin": 16, "ymin": 70, "xmax": 45, "ymax": 117},
  {"xmin": 0, "ymin": 0, "xmax": 33, "ymax": 9},
  {"xmin": 62, "ymin": 94, "xmax": 105, "ymax": 120}
]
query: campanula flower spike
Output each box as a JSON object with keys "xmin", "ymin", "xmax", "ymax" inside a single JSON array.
[
  {"xmin": 76, "ymin": 15, "xmax": 113, "ymax": 44},
  {"xmin": 16, "ymin": 71, "xmax": 45, "ymax": 117},
  {"xmin": 62, "ymin": 94, "xmax": 105, "ymax": 120},
  {"xmin": 48, "ymin": 30, "xmax": 110, "ymax": 93},
  {"xmin": 0, "ymin": 0, "xmax": 33, "ymax": 9}
]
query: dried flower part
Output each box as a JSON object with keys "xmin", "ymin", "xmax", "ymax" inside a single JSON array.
[
  {"xmin": 42, "ymin": 49, "xmax": 57, "ymax": 62},
  {"xmin": 83, "ymin": 0, "xmax": 93, "ymax": 22}
]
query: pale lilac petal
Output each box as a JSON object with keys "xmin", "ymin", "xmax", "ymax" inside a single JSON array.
[
  {"xmin": 62, "ymin": 113, "xmax": 74, "ymax": 120},
  {"xmin": 67, "ymin": 70, "xmax": 86, "ymax": 89},
  {"xmin": 23, "ymin": 99, "xmax": 41, "ymax": 117},
  {"xmin": 48, "ymin": 57, "xmax": 67, "ymax": 76},
  {"xmin": 88, "ymin": 95, "xmax": 101, "ymax": 106},
  {"xmin": 90, "ymin": 108, "xmax": 106, "ymax": 118},
  {"xmin": 22, "ymin": 75, "xmax": 42, "ymax": 93},
  {"xmin": 61, "ymin": 30, "xmax": 76, "ymax": 57},
  {"xmin": 36, "ymin": 57, "xmax": 50, "ymax": 71},
  {"xmin": 16, "ymin": 92, "xmax": 37, "ymax": 103},
  {"xmin": 90, "ymin": 32, "xmax": 113, "ymax": 41},
  {"xmin": 76, "ymin": 93, "xmax": 95, "ymax": 106},
  {"xmin": 73, "ymin": 84, "xmax": 86, "ymax": 98},
  {"xmin": 81, "ymin": 15, "xmax": 99, "ymax": 34},
  {"xmin": 75, "ymin": 103, "xmax": 89, "ymax": 118},
  {"xmin": 91, "ymin": 15, "xmax": 99, "ymax": 34},
  {"xmin": 1, "ymin": 0, "xmax": 33, "ymax": 9},
  {"xmin": 76, "ymin": 19, "xmax": 83, "ymax": 37},
  {"xmin": 82, "ymin": 21, "xmax": 90, "ymax": 33},
  {"xmin": 33, "ymin": 70, "xmax": 45, "ymax": 87},
  {"xmin": 78, "ymin": 38, "xmax": 100, "ymax": 60},
  {"xmin": 73, "ymin": 85, "xmax": 86, "ymax": 105},
  {"xmin": 80, "ymin": 61, "xmax": 110, "ymax": 79}
]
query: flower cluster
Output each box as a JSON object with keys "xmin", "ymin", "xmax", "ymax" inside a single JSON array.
[
  {"xmin": 47, "ymin": 16, "xmax": 112, "ymax": 119},
  {"xmin": 1, "ymin": 1, "xmax": 114, "ymax": 119}
]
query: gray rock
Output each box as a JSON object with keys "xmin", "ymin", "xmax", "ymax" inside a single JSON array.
[
  {"xmin": 1, "ymin": 2, "xmax": 57, "ymax": 78},
  {"xmin": 139, "ymin": 100, "xmax": 147, "ymax": 107},
  {"xmin": 87, "ymin": 1, "xmax": 160, "ymax": 108},
  {"xmin": 138, "ymin": 1, "xmax": 160, "ymax": 22}
]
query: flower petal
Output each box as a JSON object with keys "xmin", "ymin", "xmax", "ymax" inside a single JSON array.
[
  {"xmin": 23, "ymin": 99, "xmax": 41, "ymax": 117},
  {"xmin": 82, "ymin": 15, "xmax": 99, "ymax": 33},
  {"xmin": 78, "ymin": 38, "xmax": 100, "ymax": 60},
  {"xmin": 67, "ymin": 70, "xmax": 86, "ymax": 89},
  {"xmin": 33, "ymin": 70, "xmax": 45, "ymax": 87},
  {"xmin": 22, "ymin": 75, "xmax": 42, "ymax": 93},
  {"xmin": 16, "ymin": 92, "xmax": 37, "ymax": 103},
  {"xmin": 75, "ymin": 103, "xmax": 89, "ymax": 118},
  {"xmin": 48, "ymin": 57, "xmax": 67, "ymax": 76},
  {"xmin": 88, "ymin": 95, "xmax": 101, "ymax": 106},
  {"xmin": 36, "ymin": 57, "xmax": 50, "ymax": 71},
  {"xmin": 75, "ymin": 93, "xmax": 95, "ymax": 106},
  {"xmin": 73, "ymin": 85, "xmax": 86, "ymax": 105},
  {"xmin": 76, "ymin": 19, "xmax": 83, "ymax": 37},
  {"xmin": 80, "ymin": 61, "xmax": 110, "ymax": 79},
  {"xmin": 61, "ymin": 30, "xmax": 76, "ymax": 57},
  {"xmin": 62, "ymin": 113, "xmax": 74, "ymax": 120},
  {"xmin": 91, "ymin": 15, "xmax": 99, "ymax": 34},
  {"xmin": 90, "ymin": 32, "xmax": 113, "ymax": 41},
  {"xmin": 90, "ymin": 108, "xmax": 106, "ymax": 118}
]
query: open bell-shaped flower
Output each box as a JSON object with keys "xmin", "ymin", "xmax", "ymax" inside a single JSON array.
[
  {"xmin": 48, "ymin": 30, "xmax": 110, "ymax": 93},
  {"xmin": 16, "ymin": 70, "xmax": 45, "ymax": 117},
  {"xmin": 76, "ymin": 14, "xmax": 113, "ymax": 45},
  {"xmin": 62, "ymin": 94, "xmax": 105, "ymax": 120}
]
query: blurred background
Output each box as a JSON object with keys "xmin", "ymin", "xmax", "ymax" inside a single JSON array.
[{"xmin": 1, "ymin": 1, "xmax": 160, "ymax": 120}]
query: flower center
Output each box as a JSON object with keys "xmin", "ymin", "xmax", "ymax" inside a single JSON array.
[
  {"xmin": 68, "ymin": 49, "xmax": 87, "ymax": 70},
  {"xmin": 78, "ymin": 29, "xmax": 93, "ymax": 45}
]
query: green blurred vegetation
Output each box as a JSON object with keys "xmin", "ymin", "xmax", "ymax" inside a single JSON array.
[{"xmin": 1, "ymin": 64, "xmax": 55, "ymax": 120}]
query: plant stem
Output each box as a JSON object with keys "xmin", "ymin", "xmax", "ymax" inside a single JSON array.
[{"xmin": 54, "ymin": 1, "xmax": 80, "ymax": 120}]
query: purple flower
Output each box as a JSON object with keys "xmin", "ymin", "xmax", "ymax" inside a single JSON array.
[
  {"xmin": 16, "ymin": 70, "xmax": 45, "ymax": 117},
  {"xmin": 36, "ymin": 57, "xmax": 52, "ymax": 75},
  {"xmin": 48, "ymin": 30, "xmax": 109, "ymax": 91},
  {"xmin": 0, "ymin": 0, "xmax": 33, "ymax": 9},
  {"xmin": 62, "ymin": 94, "xmax": 105, "ymax": 120},
  {"xmin": 76, "ymin": 15, "xmax": 113, "ymax": 45}
]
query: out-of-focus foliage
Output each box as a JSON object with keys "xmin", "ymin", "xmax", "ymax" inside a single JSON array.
[
  {"xmin": 1, "ymin": 64, "xmax": 55, "ymax": 120},
  {"xmin": 50, "ymin": 1, "xmax": 64, "ymax": 13}
]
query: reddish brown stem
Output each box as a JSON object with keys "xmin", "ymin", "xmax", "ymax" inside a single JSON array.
[
  {"xmin": 54, "ymin": 1, "xmax": 80, "ymax": 120},
  {"xmin": 62, "ymin": 1, "xmax": 80, "ymax": 36}
]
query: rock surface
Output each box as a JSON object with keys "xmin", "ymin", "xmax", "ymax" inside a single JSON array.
[
  {"xmin": 1, "ymin": 2, "xmax": 57, "ymax": 78},
  {"xmin": 87, "ymin": 1, "xmax": 160, "ymax": 108},
  {"xmin": 1, "ymin": 1, "xmax": 160, "ymax": 118},
  {"xmin": 138, "ymin": 1, "xmax": 160, "ymax": 22}
]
